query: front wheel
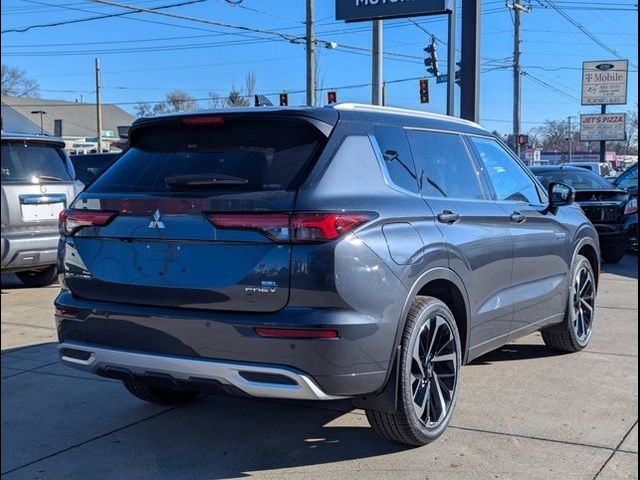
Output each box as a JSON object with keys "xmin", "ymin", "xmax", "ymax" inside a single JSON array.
[
  {"xmin": 366, "ymin": 296, "xmax": 462, "ymax": 446},
  {"xmin": 15, "ymin": 265, "xmax": 58, "ymax": 287},
  {"xmin": 542, "ymin": 254, "xmax": 596, "ymax": 352}
]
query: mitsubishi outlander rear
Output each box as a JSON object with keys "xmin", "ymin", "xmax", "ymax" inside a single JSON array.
[{"xmin": 55, "ymin": 104, "xmax": 600, "ymax": 446}]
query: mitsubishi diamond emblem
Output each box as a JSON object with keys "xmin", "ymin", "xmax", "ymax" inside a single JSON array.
[{"xmin": 148, "ymin": 209, "xmax": 166, "ymax": 229}]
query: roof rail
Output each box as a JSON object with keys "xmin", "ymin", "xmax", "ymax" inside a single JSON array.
[{"xmin": 330, "ymin": 103, "xmax": 482, "ymax": 128}]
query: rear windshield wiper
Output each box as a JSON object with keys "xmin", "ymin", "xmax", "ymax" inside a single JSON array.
[
  {"xmin": 32, "ymin": 175, "xmax": 66, "ymax": 182},
  {"xmin": 164, "ymin": 174, "xmax": 249, "ymax": 187}
]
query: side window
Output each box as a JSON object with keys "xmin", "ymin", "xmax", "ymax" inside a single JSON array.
[
  {"xmin": 406, "ymin": 130, "xmax": 484, "ymax": 200},
  {"xmin": 469, "ymin": 137, "xmax": 540, "ymax": 203},
  {"xmin": 616, "ymin": 166, "xmax": 638, "ymax": 190},
  {"xmin": 374, "ymin": 126, "xmax": 419, "ymax": 193}
]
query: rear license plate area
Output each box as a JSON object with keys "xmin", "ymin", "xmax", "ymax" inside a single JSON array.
[{"xmin": 21, "ymin": 202, "xmax": 65, "ymax": 221}]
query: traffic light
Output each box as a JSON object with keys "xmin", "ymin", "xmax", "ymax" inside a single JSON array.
[
  {"xmin": 327, "ymin": 91, "xmax": 337, "ymax": 104},
  {"xmin": 279, "ymin": 92, "xmax": 288, "ymax": 106},
  {"xmin": 423, "ymin": 38, "xmax": 439, "ymax": 77},
  {"xmin": 455, "ymin": 61, "xmax": 462, "ymax": 86},
  {"xmin": 419, "ymin": 78, "xmax": 429, "ymax": 104}
]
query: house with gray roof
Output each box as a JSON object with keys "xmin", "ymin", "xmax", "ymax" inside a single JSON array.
[{"xmin": 1, "ymin": 96, "xmax": 135, "ymax": 152}]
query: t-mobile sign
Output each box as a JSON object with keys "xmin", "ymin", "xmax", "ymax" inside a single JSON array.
[{"xmin": 336, "ymin": 0, "xmax": 453, "ymax": 22}]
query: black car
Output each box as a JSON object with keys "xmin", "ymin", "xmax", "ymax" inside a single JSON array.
[
  {"xmin": 613, "ymin": 163, "xmax": 638, "ymax": 249},
  {"xmin": 532, "ymin": 165, "xmax": 634, "ymax": 263},
  {"xmin": 56, "ymin": 105, "xmax": 600, "ymax": 446},
  {"xmin": 69, "ymin": 152, "xmax": 120, "ymax": 185}
]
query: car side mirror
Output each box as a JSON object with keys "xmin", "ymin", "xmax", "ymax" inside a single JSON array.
[{"xmin": 548, "ymin": 181, "xmax": 575, "ymax": 208}]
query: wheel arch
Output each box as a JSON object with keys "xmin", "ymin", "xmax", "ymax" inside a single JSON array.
[{"xmin": 573, "ymin": 236, "xmax": 600, "ymax": 287}]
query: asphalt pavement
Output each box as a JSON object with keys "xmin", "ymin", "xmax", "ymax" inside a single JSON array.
[{"xmin": 1, "ymin": 255, "xmax": 637, "ymax": 479}]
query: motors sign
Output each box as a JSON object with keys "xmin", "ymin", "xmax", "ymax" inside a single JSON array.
[
  {"xmin": 335, "ymin": 0, "xmax": 453, "ymax": 22},
  {"xmin": 581, "ymin": 60, "xmax": 629, "ymax": 105},
  {"xmin": 580, "ymin": 113, "xmax": 627, "ymax": 142}
]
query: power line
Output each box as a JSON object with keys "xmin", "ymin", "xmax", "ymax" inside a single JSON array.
[{"xmin": 1, "ymin": 0, "xmax": 210, "ymax": 34}]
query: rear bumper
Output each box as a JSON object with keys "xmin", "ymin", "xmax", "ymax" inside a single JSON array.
[
  {"xmin": 1, "ymin": 232, "xmax": 59, "ymax": 271},
  {"xmin": 59, "ymin": 341, "xmax": 342, "ymax": 400},
  {"xmin": 54, "ymin": 291, "xmax": 394, "ymax": 398}
]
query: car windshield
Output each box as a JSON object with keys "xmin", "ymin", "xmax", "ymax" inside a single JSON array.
[
  {"xmin": 534, "ymin": 168, "xmax": 615, "ymax": 190},
  {"xmin": 615, "ymin": 164, "xmax": 638, "ymax": 190},
  {"xmin": 1, "ymin": 142, "xmax": 73, "ymax": 182}
]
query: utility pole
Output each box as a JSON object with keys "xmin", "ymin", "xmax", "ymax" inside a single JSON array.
[
  {"xmin": 372, "ymin": 20, "xmax": 383, "ymax": 106},
  {"xmin": 508, "ymin": 2, "xmax": 530, "ymax": 157},
  {"xmin": 306, "ymin": 0, "xmax": 315, "ymax": 107},
  {"xmin": 460, "ymin": 0, "xmax": 481, "ymax": 122},
  {"xmin": 446, "ymin": 0, "xmax": 456, "ymax": 116},
  {"xmin": 567, "ymin": 116, "xmax": 575, "ymax": 162},
  {"xmin": 95, "ymin": 58, "xmax": 103, "ymax": 153}
]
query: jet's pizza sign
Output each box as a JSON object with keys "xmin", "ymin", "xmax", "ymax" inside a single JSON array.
[
  {"xmin": 582, "ymin": 60, "xmax": 629, "ymax": 105},
  {"xmin": 580, "ymin": 113, "xmax": 627, "ymax": 142}
]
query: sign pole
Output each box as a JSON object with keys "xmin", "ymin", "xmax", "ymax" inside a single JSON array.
[
  {"xmin": 372, "ymin": 20, "xmax": 383, "ymax": 106},
  {"xmin": 460, "ymin": 0, "xmax": 480, "ymax": 122},
  {"xmin": 600, "ymin": 104, "xmax": 607, "ymax": 163},
  {"xmin": 446, "ymin": 0, "xmax": 456, "ymax": 116}
]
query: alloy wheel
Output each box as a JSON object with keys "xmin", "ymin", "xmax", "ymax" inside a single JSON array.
[
  {"xmin": 573, "ymin": 264, "xmax": 595, "ymax": 342},
  {"xmin": 410, "ymin": 315, "xmax": 458, "ymax": 428}
]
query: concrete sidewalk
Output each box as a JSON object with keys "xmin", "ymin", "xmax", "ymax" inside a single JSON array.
[{"xmin": 1, "ymin": 256, "xmax": 637, "ymax": 479}]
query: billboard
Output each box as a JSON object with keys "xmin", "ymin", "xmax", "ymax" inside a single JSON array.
[
  {"xmin": 581, "ymin": 60, "xmax": 629, "ymax": 105},
  {"xmin": 580, "ymin": 113, "xmax": 627, "ymax": 142},
  {"xmin": 335, "ymin": 0, "xmax": 453, "ymax": 22}
]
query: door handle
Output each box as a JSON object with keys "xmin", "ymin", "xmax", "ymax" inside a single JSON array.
[
  {"xmin": 510, "ymin": 211, "xmax": 527, "ymax": 224},
  {"xmin": 437, "ymin": 210, "xmax": 461, "ymax": 224}
]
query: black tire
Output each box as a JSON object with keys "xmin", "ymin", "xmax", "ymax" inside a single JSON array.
[
  {"xmin": 366, "ymin": 296, "xmax": 462, "ymax": 446},
  {"xmin": 15, "ymin": 265, "xmax": 58, "ymax": 287},
  {"xmin": 122, "ymin": 378, "xmax": 200, "ymax": 405},
  {"xmin": 601, "ymin": 245, "xmax": 625, "ymax": 264},
  {"xmin": 542, "ymin": 254, "xmax": 596, "ymax": 352}
]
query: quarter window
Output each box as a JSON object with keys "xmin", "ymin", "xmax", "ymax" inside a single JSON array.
[
  {"xmin": 375, "ymin": 126, "xmax": 419, "ymax": 193},
  {"xmin": 469, "ymin": 137, "xmax": 540, "ymax": 203},
  {"xmin": 406, "ymin": 130, "xmax": 484, "ymax": 200}
]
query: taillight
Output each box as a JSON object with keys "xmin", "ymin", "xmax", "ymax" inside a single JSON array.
[
  {"xmin": 205, "ymin": 212, "xmax": 375, "ymax": 243},
  {"xmin": 624, "ymin": 198, "xmax": 637, "ymax": 215},
  {"xmin": 59, "ymin": 208, "xmax": 118, "ymax": 236}
]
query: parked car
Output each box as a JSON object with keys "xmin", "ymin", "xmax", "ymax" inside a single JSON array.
[
  {"xmin": 55, "ymin": 104, "xmax": 600, "ymax": 446},
  {"xmin": 1, "ymin": 132, "xmax": 83, "ymax": 286},
  {"xmin": 70, "ymin": 152, "xmax": 121, "ymax": 185},
  {"xmin": 613, "ymin": 163, "xmax": 638, "ymax": 248},
  {"xmin": 532, "ymin": 165, "xmax": 634, "ymax": 263},
  {"xmin": 564, "ymin": 161, "xmax": 611, "ymax": 177}
]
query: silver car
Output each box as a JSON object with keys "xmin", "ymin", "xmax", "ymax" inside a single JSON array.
[{"xmin": 1, "ymin": 132, "xmax": 82, "ymax": 286}]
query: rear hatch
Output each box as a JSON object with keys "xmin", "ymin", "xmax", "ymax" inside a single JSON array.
[
  {"xmin": 1, "ymin": 139, "xmax": 76, "ymax": 236},
  {"xmin": 575, "ymin": 189, "xmax": 628, "ymax": 224},
  {"xmin": 63, "ymin": 112, "xmax": 336, "ymax": 312}
]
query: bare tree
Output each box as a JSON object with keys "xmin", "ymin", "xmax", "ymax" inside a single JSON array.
[
  {"xmin": 244, "ymin": 71, "xmax": 256, "ymax": 98},
  {"xmin": 533, "ymin": 119, "xmax": 584, "ymax": 152},
  {"xmin": 225, "ymin": 86, "xmax": 251, "ymax": 107},
  {"xmin": 1, "ymin": 64, "xmax": 40, "ymax": 97},
  {"xmin": 133, "ymin": 90, "xmax": 198, "ymax": 117}
]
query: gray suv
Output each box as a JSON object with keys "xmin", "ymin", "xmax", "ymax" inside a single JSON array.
[
  {"xmin": 55, "ymin": 104, "xmax": 599, "ymax": 445},
  {"xmin": 2, "ymin": 132, "xmax": 81, "ymax": 286}
]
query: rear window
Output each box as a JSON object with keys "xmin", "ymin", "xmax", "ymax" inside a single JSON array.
[
  {"xmin": 71, "ymin": 153, "xmax": 120, "ymax": 184},
  {"xmin": 534, "ymin": 169, "xmax": 615, "ymax": 190},
  {"xmin": 1, "ymin": 142, "xmax": 73, "ymax": 182},
  {"xmin": 87, "ymin": 118, "xmax": 326, "ymax": 194}
]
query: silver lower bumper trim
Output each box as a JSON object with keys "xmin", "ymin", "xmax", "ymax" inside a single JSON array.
[{"xmin": 58, "ymin": 342, "xmax": 342, "ymax": 401}]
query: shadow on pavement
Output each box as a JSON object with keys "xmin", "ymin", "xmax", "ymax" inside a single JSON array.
[
  {"xmin": 600, "ymin": 253, "xmax": 638, "ymax": 280},
  {"xmin": 1, "ymin": 272, "xmax": 60, "ymax": 291},
  {"xmin": 470, "ymin": 343, "xmax": 566, "ymax": 365}
]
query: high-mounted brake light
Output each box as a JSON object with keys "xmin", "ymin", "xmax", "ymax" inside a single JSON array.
[
  {"xmin": 254, "ymin": 328, "xmax": 339, "ymax": 339},
  {"xmin": 59, "ymin": 208, "xmax": 119, "ymax": 236},
  {"xmin": 205, "ymin": 212, "xmax": 375, "ymax": 243},
  {"xmin": 182, "ymin": 116, "xmax": 225, "ymax": 127},
  {"xmin": 624, "ymin": 198, "xmax": 637, "ymax": 215}
]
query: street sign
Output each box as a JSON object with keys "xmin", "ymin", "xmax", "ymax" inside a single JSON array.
[
  {"xmin": 335, "ymin": 0, "xmax": 452, "ymax": 22},
  {"xmin": 436, "ymin": 75, "xmax": 448, "ymax": 84},
  {"xmin": 581, "ymin": 60, "xmax": 629, "ymax": 105},
  {"xmin": 580, "ymin": 113, "xmax": 627, "ymax": 142}
]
